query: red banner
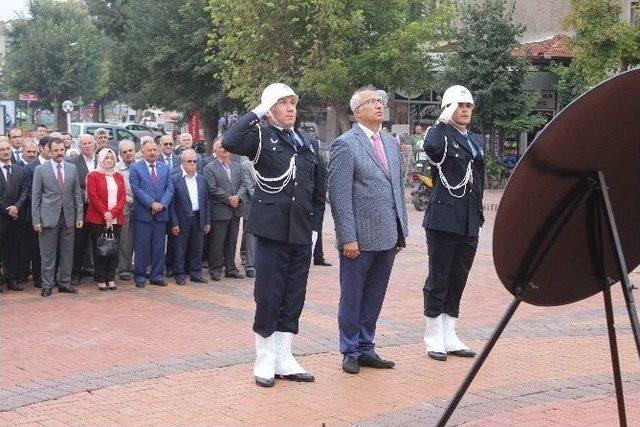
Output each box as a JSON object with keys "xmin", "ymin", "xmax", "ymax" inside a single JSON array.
[
  {"xmin": 19, "ymin": 92, "xmax": 38, "ymax": 101},
  {"xmin": 188, "ymin": 110, "xmax": 201, "ymax": 141}
]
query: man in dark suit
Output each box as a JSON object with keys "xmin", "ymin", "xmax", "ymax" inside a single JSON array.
[
  {"xmin": 328, "ymin": 87, "xmax": 409, "ymax": 374},
  {"xmin": 203, "ymin": 139, "xmax": 245, "ymax": 281},
  {"xmin": 169, "ymin": 149, "xmax": 210, "ymax": 285},
  {"xmin": 223, "ymin": 83, "xmax": 325, "ymax": 388},
  {"xmin": 129, "ymin": 138, "xmax": 174, "ymax": 287},
  {"xmin": 422, "ymin": 85, "xmax": 485, "ymax": 361},
  {"xmin": 31, "ymin": 137, "xmax": 84, "ymax": 297},
  {"xmin": 8, "ymin": 128, "xmax": 24, "ymax": 164},
  {"xmin": 0, "ymin": 140, "xmax": 30, "ymax": 291},
  {"xmin": 70, "ymin": 134, "xmax": 97, "ymax": 285},
  {"xmin": 157, "ymin": 134, "xmax": 182, "ymax": 276}
]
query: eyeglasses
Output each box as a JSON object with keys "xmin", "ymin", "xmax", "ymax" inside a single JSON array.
[
  {"xmin": 121, "ymin": 149, "xmax": 134, "ymax": 154},
  {"xmin": 183, "ymin": 160, "xmax": 197, "ymax": 164},
  {"xmin": 355, "ymin": 97, "xmax": 385, "ymax": 110},
  {"xmin": 163, "ymin": 142, "xmax": 174, "ymax": 146}
]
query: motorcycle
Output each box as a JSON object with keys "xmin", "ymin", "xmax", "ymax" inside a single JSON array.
[{"xmin": 411, "ymin": 155, "xmax": 433, "ymax": 212}]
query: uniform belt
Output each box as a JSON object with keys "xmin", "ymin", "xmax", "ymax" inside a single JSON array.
[{"xmin": 190, "ymin": 211, "xmax": 199, "ymax": 217}]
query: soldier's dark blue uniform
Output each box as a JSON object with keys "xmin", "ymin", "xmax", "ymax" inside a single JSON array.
[{"xmin": 222, "ymin": 111, "xmax": 325, "ymax": 338}]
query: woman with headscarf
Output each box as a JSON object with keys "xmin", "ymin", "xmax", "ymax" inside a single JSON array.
[{"xmin": 85, "ymin": 147, "xmax": 127, "ymax": 290}]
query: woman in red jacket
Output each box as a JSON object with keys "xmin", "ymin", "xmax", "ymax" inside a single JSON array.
[{"xmin": 86, "ymin": 148, "xmax": 127, "ymax": 290}]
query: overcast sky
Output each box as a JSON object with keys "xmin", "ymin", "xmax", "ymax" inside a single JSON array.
[{"xmin": 0, "ymin": 0, "xmax": 29, "ymax": 21}]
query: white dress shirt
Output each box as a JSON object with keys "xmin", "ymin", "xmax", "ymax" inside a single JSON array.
[{"xmin": 182, "ymin": 168, "xmax": 199, "ymax": 211}]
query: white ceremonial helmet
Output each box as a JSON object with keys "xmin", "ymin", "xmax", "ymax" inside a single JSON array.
[
  {"xmin": 440, "ymin": 85, "xmax": 474, "ymax": 108},
  {"xmin": 261, "ymin": 83, "xmax": 298, "ymax": 105}
]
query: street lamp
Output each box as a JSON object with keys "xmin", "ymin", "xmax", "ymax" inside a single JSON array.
[{"xmin": 62, "ymin": 100, "xmax": 74, "ymax": 132}]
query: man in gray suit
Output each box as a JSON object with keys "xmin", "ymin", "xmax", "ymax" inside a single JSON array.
[
  {"xmin": 203, "ymin": 139, "xmax": 246, "ymax": 281},
  {"xmin": 238, "ymin": 156, "xmax": 256, "ymax": 278},
  {"xmin": 328, "ymin": 86, "xmax": 409, "ymax": 374},
  {"xmin": 115, "ymin": 139, "xmax": 137, "ymax": 280},
  {"xmin": 31, "ymin": 137, "xmax": 84, "ymax": 297}
]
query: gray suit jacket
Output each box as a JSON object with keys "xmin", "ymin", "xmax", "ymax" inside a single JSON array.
[
  {"xmin": 31, "ymin": 160, "xmax": 84, "ymax": 228},
  {"xmin": 238, "ymin": 158, "xmax": 255, "ymax": 219},
  {"xmin": 328, "ymin": 124, "xmax": 409, "ymax": 251},
  {"xmin": 203, "ymin": 158, "xmax": 246, "ymax": 221}
]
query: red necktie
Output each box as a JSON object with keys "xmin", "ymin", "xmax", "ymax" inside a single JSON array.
[
  {"xmin": 150, "ymin": 164, "xmax": 157, "ymax": 185},
  {"xmin": 56, "ymin": 164, "xmax": 64, "ymax": 191},
  {"xmin": 371, "ymin": 133, "xmax": 389, "ymax": 175}
]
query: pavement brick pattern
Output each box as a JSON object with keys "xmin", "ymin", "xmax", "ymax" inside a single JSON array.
[{"xmin": 1, "ymin": 190, "xmax": 639, "ymax": 426}]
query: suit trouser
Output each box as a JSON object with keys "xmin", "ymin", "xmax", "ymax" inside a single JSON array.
[
  {"xmin": 423, "ymin": 229, "xmax": 478, "ymax": 318},
  {"xmin": 166, "ymin": 229, "xmax": 176, "ymax": 273},
  {"xmin": 29, "ymin": 227, "xmax": 42, "ymax": 286},
  {"xmin": 244, "ymin": 232, "xmax": 256, "ymax": 272},
  {"xmin": 312, "ymin": 226, "xmax": 325, "ymax": 261},
  {"xmin": 1, "ymin": 218, "xmax": 25, "ymax": 281},
  {"xmin": 133, "ymin": 219, "xmax": 167, "ymax": 283},
  {"xmin": 117, "ymin": 213, "xmax": 134, "ymax": 275},
  {"xmin": 209, "ymin": 216, "xmax": 240, "ymax": 273},
  {"xmin": 174, "ymin": 214, "xmax": 205, "ymax": 280},
  {"xmin": 253, "ymin": 236, "xmax": 311, "ymax": 337},
  {"xmin": 72, "ymin": 205, "xmax": 91, "ymax": 278},
  {"xmin": 40, "ymin": 215, "xmax": 75, "ymax": 290},
  {"xmin": 18, "ymin": 222, "xmax": 35, "ymax": 280},
  {"xmin": 338, "ymin": 248, "xmax": 396, "ymax": 358},
  {"xmin": 88, "ymin": 223, "xmax": 122, "ymax": 283}
]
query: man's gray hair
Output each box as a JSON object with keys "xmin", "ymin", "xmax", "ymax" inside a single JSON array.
[
  {"xmin": 140, "ymin": 135, "xmax": 156, "ymax": 146},
  {"xmin": 118, "ymin": 139, "xmax": 135, "ymax": 152},
  {"xmin": 78, "ymin": 133, "xmax": 95, "ymax": 144},
  {"xmin": 349, "ymin": 85, "xmax": 376, "ymax": 113},
  {"xmin": 23, "ymin": 140, "xmax": 37, "ymax": 150},
  {"xmin": 181, "ymin": 148, "xmax": 197, "ymax": 161},
  {"xmin": 94, "ymin": 127, "xmax": 109, "ymax": 137}
]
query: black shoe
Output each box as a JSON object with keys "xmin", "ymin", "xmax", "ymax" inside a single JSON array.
[
  {"xmin": 358, "ymin": 353, "xmax": 395, "ymax": 369},
  {"xmin": 7, "ymin": 281, "xmax": 24, "ymax": 291},
  {"xmin": 41, "ymin": 287, "xmax": 52, "ymax": 297},
  {"xmin": 255, "ymin": 376, "xmax": 275, "ymax": 387},
  {"xmin": 176, "ymin": 279, "xmax": 186, "ymax": 286},
  {"xmin": 210, "ymin": 270, "xmax": 221, "ymax": 281},
  {"xmin": 190, "ymin": 277, "xmax": 208, "ymax": 283},
  {"xmin": 448, "ymin": 349, "xmax": 476, "ymax": 358},
  {"xmin": 58, "ymin": 285, "xmax": 78, "ymax": 294},
  {"xmin": 135, "ymin": 282, "xmax": 146, "ymax": 288},
  {"xmin": 225, "ymin": 271, "xmax": 244, "ymax": 279},
  {"xmin": 342, "ymin": 355, "xmax": 360, "ymax": 374},
  {"xmin": 119, "ymin": 273, "xmax": 131, "ymax": 281},
  {"xmin": 313, "ymin": 258, "xmax": 332, "ymax": 266},
  {"xmin": 275, "ymin": 373, "xmax": 315, "ymax": 382},
  {"xmin": 150, "ymin": 280, "xmax": 167, "ymax": 287},
  {"xmin": 245, "ymin": 270, "xmax": 256, "ymax": 278},
  {"xmin": 428, "ymin": 351, "xmax": 447, "ymax": 361}
]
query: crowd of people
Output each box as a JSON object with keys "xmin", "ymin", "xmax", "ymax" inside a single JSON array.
[
  {"xmin": 0, "ymin": 122, "xmax": 333, "ymax": 296},
  {"xmin": 1, "ymin": 82, "xmax": 485, "ymax": 389}
]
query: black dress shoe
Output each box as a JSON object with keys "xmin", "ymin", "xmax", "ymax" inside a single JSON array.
[
  {"xmin": 358, "ymin": 354, "xmax": 395, "ymax": 369},
  {"xmin": 428, "ymin": 351, "xmax": 447, "ymax": 361},
  {"xmin": 210, "ymin": 270, "xmax": 221, "ymax": 281},
  {"xmin": 41, "ymin": 287, "xmax": 52, "ymax": 297},
  {"xmin": 150, "ymin": 280, "xmax": 167, "ymax": 286},
  {"xmin": 7, "ymin": 281, "xmax": 24, "ymax": 291},
  {"xmin": 135, "ymin": 282, "xmax": 146, "ymax": 288},
  {"xmin": 448, "ymin": 349, "xmax": 476, "ymax": 358},
  {"xmin": 176, "ymin": 279, "xmax": 186, "ymax": 286},
  {"xmin": 58, "ymin": 285, "xmax": 78, "ymax": 294},
  {"xmin": 313, "ymin": 258, "xmax": 332, "ymax": 266},
  {"xmin": 71, "ymin": 277, "xmax": 80, "ymax": 286},
  {"xmin": 119, "ymin": 273, "xmax": 131, "ymax": 281},
  {"xmin": 245, "ymin": 270, "xmax": 256, "ymax": 278},
  {"xmin": 275, "ymin": 373, "xmax": 315, "ymax": 382},
  {"xmin": 255, "ymin": 376, "xmax": 275, "ymax": 387},
  {"xmin": 342, "ymin": 355, "xmax": 360, "ymax": 374},
  {"xmin": 225, "ymin": 271, "xmax": 245, "ymax": 279},
  {"xmin": 190, "ymin": 277, "xmax": 208, "ymax": 283}
]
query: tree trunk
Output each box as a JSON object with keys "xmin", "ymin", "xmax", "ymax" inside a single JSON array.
[
  {"xmin": 333, "ymin": 104, "xmax": 351, "ymax": 134},
  {"xmin": 54, "ymin": 100, "xmax": 67, "ymax": 131},
  {"xmin": 201, "ymin": 109, "xmax": 219, "ymax": 155}
]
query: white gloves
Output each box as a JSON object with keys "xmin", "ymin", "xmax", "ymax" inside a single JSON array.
[
  {"xmin": 436, "ymin": 103, "xmax": 458, "ymax": 125},
  {"xmin": 312, "ymin": 231, "xmax": 318, "ymax": 249},
  {"xmin": 251, "ymin": 100, "xmax": 276, "ymax": 118}
]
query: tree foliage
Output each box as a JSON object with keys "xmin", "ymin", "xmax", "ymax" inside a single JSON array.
[
  {"xmin": 440, "ymin": 0, "xmax": 544, "ymax": 145},
  {"xmin": 209, "ymin": 0, "xmax": 452, "ymax": 130},
  {"xmin": 4, "ymin": 0, "xmax": 109, "ymax": 128}
]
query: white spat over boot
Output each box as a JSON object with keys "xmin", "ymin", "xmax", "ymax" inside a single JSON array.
[
  {"xmin": 274, "ymin": 331, "xmax": 314, "ymax": 382},
  {"xmin": 424, "ymin": 314, "xmax": 447, "ymax": 361},
  {"xmin": 443, "ymin": 314, "xmax": 476, "ymax": 358},
  {"xmin": 254, "ymin": 333, "xmax": 276, "ymax": 387}
]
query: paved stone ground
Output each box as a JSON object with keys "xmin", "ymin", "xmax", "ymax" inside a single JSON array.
[{"xmin": 1, "ymin": 189, "xmax": 639, "ymax": 426}]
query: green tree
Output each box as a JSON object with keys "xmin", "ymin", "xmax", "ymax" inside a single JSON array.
[
  {"xmin": 98, "ymin": 0, "xmax": 232, "ymax": 139},
  {"xmin": 440, "ymin": 0, "xmax": 544, "ymax": 157},
  {"xmin": 4, "ymin": 0, "xmax": 109, "ymax": 129},
  {"xmin": 209, "ymin": 0, "xmax": 452, "ymax": 131}
]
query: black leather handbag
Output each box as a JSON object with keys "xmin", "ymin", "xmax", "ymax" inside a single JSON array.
[{"xmin": 96, "ymin": 226, "xmax": 119, "ymax": 258}]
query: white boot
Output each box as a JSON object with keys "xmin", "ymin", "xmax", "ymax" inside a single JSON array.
[
  {"xmin": 274, "ymin": 331, "xmax": 306, "ymax": 375},
  {"xmin": 424, "ymin": 314, "xmax": 446, "ymax": 359},
  {"xmin": 443, "ymin": 314, "xmax": 475, "ymax": 357},
  {"xmin": 254, "ymin": 333, "xmax": 276, "ymax": 384}
]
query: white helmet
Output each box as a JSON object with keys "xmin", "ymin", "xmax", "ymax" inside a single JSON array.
[
  {"xmin": 261, "ymin": 83, "xmax": 298, "ymax": 105},
  {"xmin": 440, "ymin": 85, "xmax": 474, "ymax": 108}
]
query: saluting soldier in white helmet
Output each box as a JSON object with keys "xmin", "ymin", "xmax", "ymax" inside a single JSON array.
[
  {"xmin": 422, "ymin": 85, "xmax": 485, "ymax": 362},
  {"xmin": 222, "ymin": 83, "xmax": 326, "ymax": 387}
]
